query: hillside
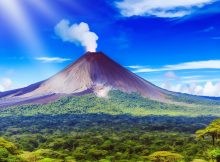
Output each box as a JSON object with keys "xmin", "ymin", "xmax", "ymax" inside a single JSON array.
[{"xmin": 1, "ymin": 90, "xmax": 220, "ymax": 117}]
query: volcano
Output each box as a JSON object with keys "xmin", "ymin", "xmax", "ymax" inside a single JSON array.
[{"xmin": 0, "ymin": 52, "xmax": 169, "ymax": 107}]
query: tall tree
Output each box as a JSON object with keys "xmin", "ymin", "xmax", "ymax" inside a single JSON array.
[{"xmin": 196, "ymin": 119, "xmax": 220, "ymax": 145}]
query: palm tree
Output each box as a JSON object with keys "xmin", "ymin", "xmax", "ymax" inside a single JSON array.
[{"xmin": 196, "ymin": 119, "xmax": 220, "ymax": 146}]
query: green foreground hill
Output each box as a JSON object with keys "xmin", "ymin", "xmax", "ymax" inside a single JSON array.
[{"xmin": 1, "ymin": 90, "xmax": 220, "ymax": 117}]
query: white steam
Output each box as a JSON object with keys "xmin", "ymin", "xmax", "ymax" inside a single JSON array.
[
  {"xmin": 93, "ymin": 83, "xmax": 111, "ymax": 98},
  {"xmin": 55, "ymin": 19, "xmax": 99, "ymax": 52},
  {"xmin": 0, "ymin": 78, "xmax": 12, "ymax": 92}
]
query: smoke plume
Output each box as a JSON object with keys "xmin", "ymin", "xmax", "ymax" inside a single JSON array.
[{"xmin": 55, "ymin": 19, "xmax": 99, "ymax": 52}]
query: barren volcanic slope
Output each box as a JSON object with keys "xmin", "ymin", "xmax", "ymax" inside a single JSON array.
[{"xmin": 0, "ymin": 52, "xmax": 169, "ymax": 107}]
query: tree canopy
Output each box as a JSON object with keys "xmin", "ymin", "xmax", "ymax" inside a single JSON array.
[{"xmin": 148, "ymin": 151, "xmax": 183, "ymax": 162}]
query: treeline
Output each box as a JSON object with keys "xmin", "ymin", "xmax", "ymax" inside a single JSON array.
[{"xmin": 170, "ymin": 92, "xmax": 220, "ymax": 106}]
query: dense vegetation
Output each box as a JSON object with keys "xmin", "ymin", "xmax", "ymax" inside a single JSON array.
[
  {"xmin": 0, "ymin": 114, "xmax": 219, "ymax": 161},
  {"xmin": 0, "ymin": 137, "xmax": 22, "ymax": 161},
  {"xmin": 1, "ymin": 91, "xmax": 220, "ymax": 117},
  {"xmin": 1, "ymin": 91, "xmax": 220, "ymax": 161}
]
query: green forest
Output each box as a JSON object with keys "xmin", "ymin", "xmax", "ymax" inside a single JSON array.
[
  {"xmin": 1, "ymin": 91, "xmax": 220, "ymax": 161},
  {"xmin": 1, "ymin": 91, "xmax": 220, "ymax": 117}
]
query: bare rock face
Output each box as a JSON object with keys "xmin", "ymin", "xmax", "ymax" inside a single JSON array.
[{"xmin": 0, "ymin": 52, "xmax": 168, "ymax": 106}]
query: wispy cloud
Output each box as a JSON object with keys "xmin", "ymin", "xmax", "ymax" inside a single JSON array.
[
  {"xmin": 182, "ymin": 78, "xmax": 220, "ymax": 84},
  {"xmin": 115, "ymin": 0, "xmax": 217, "ymax": 18},
  {"xmin": 164, "ymin": 71, "xmax": 178, "ymax": 79},
  {"xmin": 126, "ymin": 65, "xmax": 145, "ymax": 69},
  {"xmin": 201, "ymin": 26, "xmax": 215, "ymax": 32},
  {"xmin": 212, "ymin": 37, "xmax": 220, "ymax": 40},
  {"xmin": 128, "ymin": 60, "xmax": 220, "ymax": 73},
  {"xmin": 181, "ymin": 75, "xmax": 202, "ymax": 79},
  {"xmin": 35, "ymin": 57, "xmax": 71, "ymax": 63}
]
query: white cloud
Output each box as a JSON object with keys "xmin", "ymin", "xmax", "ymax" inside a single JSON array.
[
  {"xmin": 165, "ymin": 60, "xmax": 220, "ymax": 70},
  {"xmin": 0, "ymin": 86, "xmax": 4, "ymax": 92},
  {"xmin": 164, "ymin": 71, "xmax": 178, "ymax": 79},
  {"xmin": 115, "ymin": 0, "xmax": 216, "ymax": 18},
  {"xmin": 181, "ymin": 75, "xmax": 202, "ymax": 79},
  {"xmin": 161, "ymin": 81, "xmax": 220, "ymax": 97},
  {"xmin": 161, "ymin": 82, "xmax": 182, "ymax": 92},
  {"xmin": 182, "ymin": 78, "xmax": 220, "ymax": 84},
  {"xmin": 55, "ymin": 20, "xmax": 99, "ymax": 52},
  {"xmin": 130, "ymin": 60, "xmax": 220, "ymax": 73},
  {"xmin": 35, "ymin": 57, "xmax": 71, "ymax": 63},
  {"xmin": 201, "ymin": 26, "xmax": 215, "ymax": 32},
  {"xmin": 126, "ymin": 65, "xmax": 145, "ymax": 69},
  {"xmin": 0, "ymin": 78, "xmax": 13, "ymax": 92},
  {"xmin": 203, "ymin": 81, "xmax": 220, "ymax": 96}
]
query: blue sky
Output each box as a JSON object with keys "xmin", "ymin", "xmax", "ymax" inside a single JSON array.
[{"xmin": 0, "ymin": 0, "xmax": 220, "ymax": 96}]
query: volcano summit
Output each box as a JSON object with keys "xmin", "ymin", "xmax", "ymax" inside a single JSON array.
[{"xmin": 0, "ymin": 52, "xmax": 169, "ymax": 107}]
